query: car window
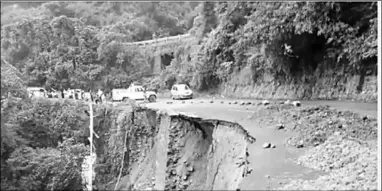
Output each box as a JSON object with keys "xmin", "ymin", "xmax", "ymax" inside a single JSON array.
[{"xmin": 184, "ymin": 85, "xmax": 189, "ymax": 90}]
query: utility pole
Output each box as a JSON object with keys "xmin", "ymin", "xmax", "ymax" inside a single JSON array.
[{"xmin": 88, "ymin": 102, "xmax": 94, "ymax": 191}]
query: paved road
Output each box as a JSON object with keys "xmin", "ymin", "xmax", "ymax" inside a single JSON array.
[
  {"xmin": 151, "ymin": 97, "xmax": 378, "ymax": 117},
  {"xmin": 146, "ymin": 98, "xmax": 378, "ymax": 190}
]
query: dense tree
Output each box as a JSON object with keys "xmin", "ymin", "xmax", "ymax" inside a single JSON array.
[
  {"xmin": 1, "ymin": 4, "xmax": 200, "ymax": 188},
  {"xmin": 174, "ymin": 2, "xmax": 378, "ymax": 91},
  {"xmin": 1, "ymin": 2, "xmax": 199, "ymax": 90}
]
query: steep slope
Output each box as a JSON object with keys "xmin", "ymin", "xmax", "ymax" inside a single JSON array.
[{"xmin": 91, "ymin": 105, "xmax": 255, "ymax": 190}]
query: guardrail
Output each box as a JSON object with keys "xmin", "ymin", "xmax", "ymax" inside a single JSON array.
[{"xmin": 125, "ymin": 33, "xmax": 193, "ymax": 47}]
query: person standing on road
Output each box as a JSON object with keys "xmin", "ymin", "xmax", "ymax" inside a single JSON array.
[
  {"xmin": 101, "ymin": 93, "xmax": 106, "ymax": 104},
  {"xmin": 97, "ymin": 89, "xmax": 103, "ymax": 103},
  {"xmin": 143, "ymin": 88, "xmax": 148, "ymax": 102}
]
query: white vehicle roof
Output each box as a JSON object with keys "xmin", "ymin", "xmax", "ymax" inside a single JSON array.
[{"xmin": 27, "ymin": 87, "xmax": 45, "ymax": 91}]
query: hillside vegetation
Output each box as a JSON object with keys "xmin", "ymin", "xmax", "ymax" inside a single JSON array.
[
  {"xmin": 1, "ymin": 2, "xmax": 199, "ymax": 90},
  {"xmin": 1, "ymin": 2, "xmax": 377, "ymax": 101},
  {"xmin": 163, "ymin": 2, "xmax": 378, "ymax": 101}
]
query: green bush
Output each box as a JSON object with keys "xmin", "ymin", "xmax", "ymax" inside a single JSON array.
[
  {"xmin": 3, "ymin": 138, "xmax": 88, "ymax": 190},
  {"xmin": 1, "ymin": 98, "xmax": 95, "ymax": 190}
]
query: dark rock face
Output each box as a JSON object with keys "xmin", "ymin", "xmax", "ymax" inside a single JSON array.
[{"xmin": 221, "ymin": 75, "xmax": 377, "ymax": 102}]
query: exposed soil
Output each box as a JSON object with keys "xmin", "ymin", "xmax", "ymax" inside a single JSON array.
[
  {"xmin": 247, "ymin": 103, "xmax": 378, "ymax": 148},
  {"xmin": 243, "ymin": 102, "xmax": 378, "ymax": 190},
  {"xmin": 91, "ymin": 105, "xmax": 255, "ymax": 190},
  {"xmin": 280, "ymin": 133, "xmax": 378, "ymax": 190}
]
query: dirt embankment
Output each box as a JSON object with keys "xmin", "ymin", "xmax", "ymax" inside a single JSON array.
[{"xmin": 91, "ymin": 104, "xmax": 256, "ymax": 190}]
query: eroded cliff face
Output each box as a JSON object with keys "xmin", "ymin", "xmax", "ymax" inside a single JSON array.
[{"xmin": 92, "ymin": 105, "xmax": 255, "ymax": 190}]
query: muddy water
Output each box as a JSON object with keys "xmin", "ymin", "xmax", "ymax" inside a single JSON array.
[{"xmin": 238, "ymin": 119, "xmax": 325, "ymax": 190}]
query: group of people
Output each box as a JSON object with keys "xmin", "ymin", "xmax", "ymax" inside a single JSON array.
[{"xmin": 58, "ymin": 88, "xmax": 109, "ymax": 104}]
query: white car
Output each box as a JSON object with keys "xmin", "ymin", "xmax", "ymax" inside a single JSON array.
[
  {"xmin": 170, "ymin": 84, "xmax": 193, "ymax": 100},
  {"xmin": 27, "ymin": 87, "xmax": 47, "ymax": 98},
  {"xmin": 112, "ymin": 84, "xmax": 157, "ymax": 102}
]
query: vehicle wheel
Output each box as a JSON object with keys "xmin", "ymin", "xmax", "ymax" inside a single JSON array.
[
  {"xmin": 148, "ymin": 95, "xmax": 156, "ymax": 103},
  {"xmin": 122, "ymin": 97, "xmax": 129, "ymax": 102}
]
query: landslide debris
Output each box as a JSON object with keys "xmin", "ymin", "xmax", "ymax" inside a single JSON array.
[
  {"xmin": 279, "ymin": 132, "xmax": 378, "ymax": 190},
  {"xmin": 247, "ymin": 102, "xmax": 378, "ymax": 190},
  {"xmin": 248, "ymin": 104, "xmax": 377, "ymax": 148}
]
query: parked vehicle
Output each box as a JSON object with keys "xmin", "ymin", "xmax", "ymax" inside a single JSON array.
[
  {"xmin": 27, "ymin": 87, "xmax": 47, "ymax": 98},
  {"xmin": 170, "ymin": 84, "xmax": 193, "ymax": 100},
  {"xmin": 112, "ymin": 84, "xmax": 157, "ymax": 102}
]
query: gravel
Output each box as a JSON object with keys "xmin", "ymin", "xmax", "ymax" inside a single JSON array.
[
  {"xmin": 246, "ymin": 103, "xmax": 377, "ymax": 190},
  {"xmin": 279, "ymin": 133, "xmax": 378, "ymax": 190},
  {"xmin": 250, "ymin": 104, "xmax": 378, "ymax": 148}
]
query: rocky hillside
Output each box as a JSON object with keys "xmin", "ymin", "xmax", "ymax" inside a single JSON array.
[{"xmin": 158, "ymin": 2, "xmax": 378, "ymax": 102}]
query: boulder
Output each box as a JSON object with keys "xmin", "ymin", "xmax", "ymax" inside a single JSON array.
[
  {"xmin": 263, "ymin": 142, "xmax": 271, "ymax": 149},
  {"xmin": 262, "ymin": 100, "xmax": 270, "ymax": 105},
  {"xmin": 292, "ymin": 101, "xmax": 301, "ymax": 107},
  {"xmin": 276, "ymin": 124, "xmax": 285, "ymax": 130}
]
